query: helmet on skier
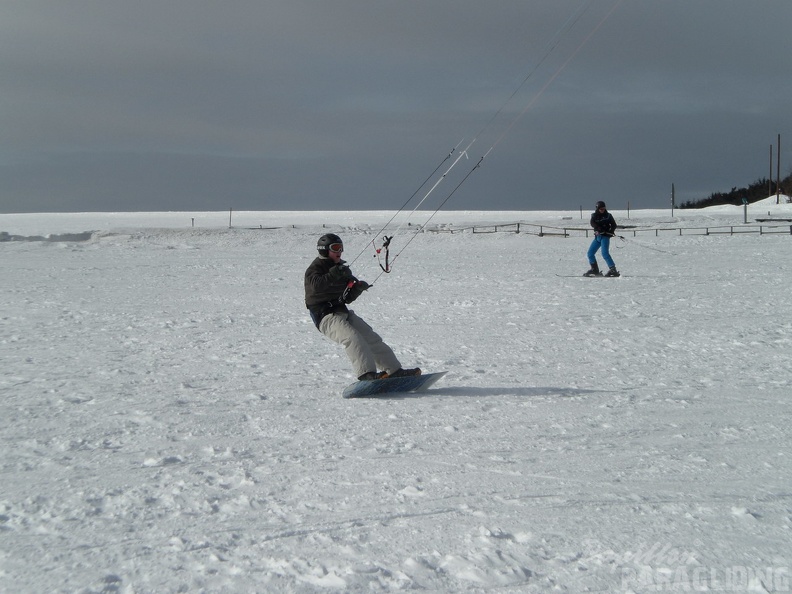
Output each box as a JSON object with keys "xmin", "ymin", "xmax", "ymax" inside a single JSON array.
[
  {"xmin": 596, "ymin": 201, "xmax": 607, "ymax": 210},
  {"xmin": 317, "ymin": 233, "xmax": 343, "ymax": 257}
]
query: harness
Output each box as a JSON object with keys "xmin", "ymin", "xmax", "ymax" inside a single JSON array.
[{"xmin": 308, "ymin": 279, "xmax": 358, "ymax": 329}]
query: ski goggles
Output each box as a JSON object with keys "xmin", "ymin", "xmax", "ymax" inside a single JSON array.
[{"xmin": 328, "ymin": 242, "xmax": 344, "ymax": 253}]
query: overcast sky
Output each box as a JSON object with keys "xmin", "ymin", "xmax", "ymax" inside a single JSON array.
[{"xmin": 2, "ymin": 1, "xmax": 790, "ymax": 213}]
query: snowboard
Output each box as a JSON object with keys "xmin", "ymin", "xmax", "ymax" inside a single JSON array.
[{"xmin": 342, "ymin": 371, "xmax": 448, "ymax": 399}]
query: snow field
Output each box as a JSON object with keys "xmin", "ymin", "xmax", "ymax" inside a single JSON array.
[{"xmin": 1, "ymin": 209, "xmax": 791, "ymax": 592}]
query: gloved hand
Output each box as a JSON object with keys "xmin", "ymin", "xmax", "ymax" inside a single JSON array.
[
  {"xmin": 344, "ymin": 280, "xmax": 370, "ymax": 303},
  {"xmin": 328, "ymin": 263, "xmax": 353, "ymax": 282}
]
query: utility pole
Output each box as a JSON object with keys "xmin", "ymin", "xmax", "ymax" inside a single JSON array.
[
  {"xmin": 671, "ymin": 183, "xmax": 675, "ymax": 217},
  {"xmin": 777, "ymin": 134, "xmax": 781, "ymax": 205}
]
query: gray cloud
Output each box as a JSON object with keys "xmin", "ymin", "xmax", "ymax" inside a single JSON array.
[{"xmin": 1, "ymin": 0, "xmax": 790, "ymax": 213}]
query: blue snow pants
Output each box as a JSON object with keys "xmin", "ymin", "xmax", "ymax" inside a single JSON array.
[{"xmin": 587, "ymin": 234, "xmax": 615, "ymax": 268}]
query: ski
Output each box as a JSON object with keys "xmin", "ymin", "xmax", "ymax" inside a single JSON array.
[{"xmin": 556, "ymin": 274, "xmax": 621, "ymax": 278}]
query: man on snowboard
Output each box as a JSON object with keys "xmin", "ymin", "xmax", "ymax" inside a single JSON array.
[{"xmin": 304, "ymin": 233, "xmax": 420, "ymax": 381}]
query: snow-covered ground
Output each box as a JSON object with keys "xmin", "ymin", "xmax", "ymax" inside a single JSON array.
[{"xmin": 2, "ymin": 199, "xmax": 792, "ymax": 593}]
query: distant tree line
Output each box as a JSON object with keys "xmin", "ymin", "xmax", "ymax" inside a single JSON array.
[{"xmin": 680, "ymin": 172, "xmax": 792, "ymax": 209}]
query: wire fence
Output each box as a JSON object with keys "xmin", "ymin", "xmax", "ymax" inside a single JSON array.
[{"xmin": 426, "ymin": 222, "xmax": 792, "ymax": 238}]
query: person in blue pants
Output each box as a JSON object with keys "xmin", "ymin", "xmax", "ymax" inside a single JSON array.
[{"xmin": 584, "ymin": 201, "xmax": 620, "ymax": 277}]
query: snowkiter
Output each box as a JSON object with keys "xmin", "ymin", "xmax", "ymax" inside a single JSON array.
[
  {"xmin": 304, "ymin": 233, "xmax": 420, "ymax": 381},
  {"xmin": 585, "ymin": 201, "xmax": 620, "ymax": 277}
]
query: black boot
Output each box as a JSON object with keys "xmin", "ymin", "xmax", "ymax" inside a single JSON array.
[
  {"xmin": 605, "ymin": 266, "xmax": 620, "ymax": 277},
  {"xmin": 358, "ymin": 371, "xmax": 387, "ymax": 381},
  {"xmin": 583, "ymin": 262, "xmax": 601, "ymax": 277},
  {"xmin": 385, "ymin": 368, "xmax": 422, "ymax": 379}
]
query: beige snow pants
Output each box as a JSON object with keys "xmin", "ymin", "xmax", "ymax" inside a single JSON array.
[{"xmin": 319, "ymin": 310, "xmax": 401, "ymax": 378}]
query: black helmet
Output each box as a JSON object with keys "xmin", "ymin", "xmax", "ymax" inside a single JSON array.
[
  {"xmin": 596, "ymin": 201, "xmax": 607, "ymax": 210},
  {"xmin": 316, "ymin": 233, "xmax": 343, "ymax": 256}
]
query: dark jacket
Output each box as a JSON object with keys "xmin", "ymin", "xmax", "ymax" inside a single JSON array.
[
  {"xmin": 304, "ymin": 257, "xmax": 367, "ymax": 328},
  {"xmin": 590, "ymin": 210, "xmax": 618, "ymax": 236}
]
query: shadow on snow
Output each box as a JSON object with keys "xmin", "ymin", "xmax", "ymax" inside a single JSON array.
[{"xmin": 373, "ymin": 386, "xmax": 609, "ymax": 399}]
